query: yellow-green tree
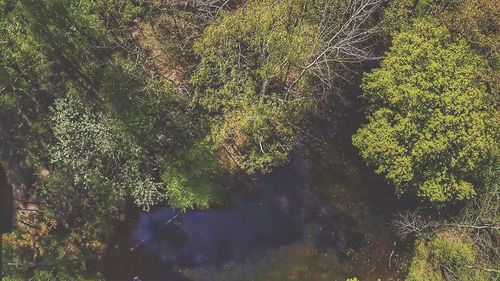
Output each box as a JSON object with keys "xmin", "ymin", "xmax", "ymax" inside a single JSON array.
[{"xmin": 353, "ymin": 19, "xmax": 498, "ymax": 203}]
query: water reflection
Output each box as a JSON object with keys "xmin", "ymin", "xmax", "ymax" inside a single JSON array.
[
  {"xmin": 104, "ymin": 145, "xmax": 405, "ymax": 281},
  {"xmin": 134, "ymin": 191, "xmax": 303, "ymax": 268},
  {"xmin": 130, "ymin": 161, "xmax": 317, "ymax": 278},
  {"xmin": 101, "ymin": 91, "xmax": 415, "ymax": 280}
]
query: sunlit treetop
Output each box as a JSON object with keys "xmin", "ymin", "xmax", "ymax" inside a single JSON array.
[{"xmin": 353, "ymin": 19, "xmax": 499, "ymax": 203}]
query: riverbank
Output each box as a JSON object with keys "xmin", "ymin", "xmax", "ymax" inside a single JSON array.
[{"xmin": 103, "ymin": 101, "xmax": 412, "ymax": 281}]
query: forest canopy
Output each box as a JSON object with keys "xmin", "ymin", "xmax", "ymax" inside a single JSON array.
[{"xmin": 0, "ymin": 0, "xmax": 498, "ymax": 280}]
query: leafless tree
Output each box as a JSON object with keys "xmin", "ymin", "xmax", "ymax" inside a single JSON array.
[
  {"xmin": 286, "ymin": 0, "xmax": 382, "ymax": 99},
  {"xmin": 392, "ymin": 191, "xmax": 500, "ymax": 273},
  {"xmin": 455, "ymin": 190, "xmax": 500, "ymax": 264},
  {"xmin": 391, "ymin": 210, "xmax": 437, "ymax": 238},
  {"xmin": 154, "ymin": 0, "xmax": 235, "ymax": 20}
]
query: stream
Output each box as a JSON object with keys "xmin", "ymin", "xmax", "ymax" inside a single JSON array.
[{"xmin": 103, "ymin": 115, "xmax": 410, "ymax": 281}]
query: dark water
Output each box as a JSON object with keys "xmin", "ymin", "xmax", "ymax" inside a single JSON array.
[
  {"xmin": 104, "ymin": 103, "xmax": 409, "ymax": 281},
  {"xmin": 134, "ymin": 165, "xmax": 308, "ymax": 268},
  {"xmin": 105, "ymin": 157, "xmax": 313, "ymax": 280},
  {"xmin": 104, "ymin": 152, "xmax": 406, "ymax": 281}
]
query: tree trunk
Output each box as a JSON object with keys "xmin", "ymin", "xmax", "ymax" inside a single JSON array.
[{"xmin": 0, "ymin": 165, "xmax": 13, "ymax": 234}]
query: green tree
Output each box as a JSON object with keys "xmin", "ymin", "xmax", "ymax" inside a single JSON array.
[
  {"xmin": 382, "ymin": 0, "xmax": 499, "ymax": 96},
  {"xmin": 0, "ymin": 1, "xmax": 224, "ymax": 279},
  {"xmin": 160, "ymin": 139, "xmax": 226, "ymax": 210},
  {"xmin": 406, "ymin": 231, "xmax": 486, "ymax": 281},
  {"xmin": 383, "ymin": 0, "xmax": 499, "ymax": 56},
  {"xmin": 49, "ymin": 92, "xmax": 166, "ymax": 209},
  {"xmin": 192, "ymin": 0, "xmax": 379, "ymax": 174},
  {"xmin": 191, "ymin": 0, "xmax": 319, "ymax": 174},
  {"xmin": 353, "ymin": 19, "xmax": 498, "ymax": 203}
]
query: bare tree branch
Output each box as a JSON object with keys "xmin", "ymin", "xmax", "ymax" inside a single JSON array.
[{"xmin": 286, "ymin": 0, "xmax": 381, "ymax": 99}]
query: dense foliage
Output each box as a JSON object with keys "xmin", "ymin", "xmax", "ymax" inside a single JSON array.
[
  {"xmin": 192, "ymin": 0, "xmax": 378, "ymax": 173},
  {"xmin": 353, "ymin": 19, "xmax": 498, "ymax": 203},
  {"xmin": 407, "ymin": 231, "xmax": 477, "ymax": 281}
]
